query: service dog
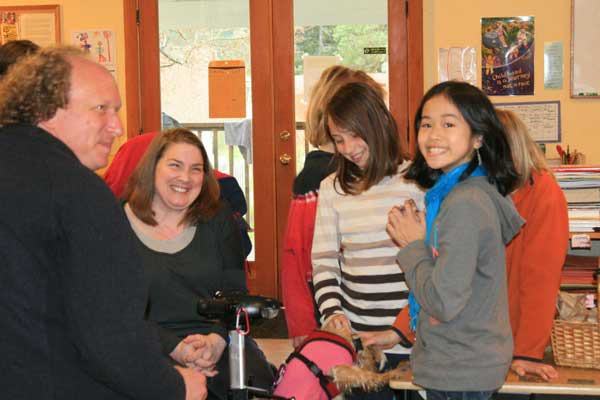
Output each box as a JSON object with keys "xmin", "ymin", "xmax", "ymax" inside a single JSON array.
[{"xmin": 273, "ymin": 318, "xmax": 407, "ymax": 399}]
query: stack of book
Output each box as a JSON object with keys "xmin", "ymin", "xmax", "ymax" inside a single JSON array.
[
  {"xmin": 560, "ymin": 255, "xmax": 599, "ymax": 288},
  {"xmin": 553, "ymin": 165, "xmax": 600, "ymax": 233}
]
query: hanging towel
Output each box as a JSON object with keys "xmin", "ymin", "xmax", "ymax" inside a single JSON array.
[{"xmin": 224, "ymin": 118, "xmax": 253, "ymax": 164}]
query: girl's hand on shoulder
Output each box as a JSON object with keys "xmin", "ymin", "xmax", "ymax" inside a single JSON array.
[
  {"xmin": 387, "ymin": 199, "xmax": 426, "ymax": 247},
  {"xmin": 511, "ymin": 359, "xmax": 558, "ymax": 381}
]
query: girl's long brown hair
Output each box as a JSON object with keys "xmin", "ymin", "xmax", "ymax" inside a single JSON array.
[{"xmin": 324, "ymin": 82, "xmax": 407, "ymax": 195}]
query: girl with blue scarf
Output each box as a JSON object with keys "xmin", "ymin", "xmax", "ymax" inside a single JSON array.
[{"xmin": 387, "ymin": 81, "xmax": 523, "ymax": 400}]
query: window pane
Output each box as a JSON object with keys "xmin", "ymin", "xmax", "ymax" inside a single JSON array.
[
  {"xmin": 293, "ymin": 0, "xmax": 388, "ymax": 168},
  {"xmin": 159, "ymin": 0, "xmax": 255, "ymax": 260}
]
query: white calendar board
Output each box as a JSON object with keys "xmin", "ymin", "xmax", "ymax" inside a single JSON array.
[
  {"xmin": 494, "ymin": 101, "xmax": 561, "ymax": 142},
  {"xmin": 572, "ymin": 0, "xmax": 600, "ymax": 97}
]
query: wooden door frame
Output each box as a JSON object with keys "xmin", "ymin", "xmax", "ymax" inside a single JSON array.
[
  {"xmin": 267, "ymin": 0, "xmax": 296, "ymax": 298},
  {"xmin": 123, "ymin": 0, "xmax": 161, "ymax": 137},
  {"xmin": 248, "ymin": 0, "xmax": 293, "ymax": 297},
  {"xmin": 122, "ymin": 0, "xmax": 423, "ymax": 299},
  {"xmin": 406, "ymin": 0, "xmax": 424, "ymax": 156},
  {"xmin": 389, "ymin": 0, "xmax": 423, "ymax": 157}
]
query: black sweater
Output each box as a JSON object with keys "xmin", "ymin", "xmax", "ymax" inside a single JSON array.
[
  {"xmin": 129, "ymin": 204, "xmax": 247, "ymax": 353},
  {"xmin": 0, "ymin": 124, "xmax": 184, "ymax": 400}
]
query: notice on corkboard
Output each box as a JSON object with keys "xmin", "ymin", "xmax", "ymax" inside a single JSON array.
[{"xmin": 495, "ymin": 100, "xmax": 561, "ymax": 142}]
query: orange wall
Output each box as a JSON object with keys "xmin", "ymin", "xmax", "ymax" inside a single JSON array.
[
  {"xmin": 424, "ymin": 0, "xmax": 600, "ymax": 164},
  {"xmin": 5, "ymin": 1, "xmax": 598, "ymax": 164}
]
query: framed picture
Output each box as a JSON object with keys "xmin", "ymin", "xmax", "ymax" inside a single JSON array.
[{"xmin": 0, "ymin": 5, "xmax": 60, "ymax": 47}]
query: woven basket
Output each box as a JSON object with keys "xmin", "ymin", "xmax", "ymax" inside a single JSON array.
[{"xmin": 551, "ymin": 278, "xmax": 600, "ymax": 369}]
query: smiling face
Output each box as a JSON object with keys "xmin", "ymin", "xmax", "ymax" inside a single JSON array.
[
  {"xmin": 417, "ymin": 95, "xmax": 482, "ymax": 173},
  {"xmin": 40, "ymin": 57, "xmax": 123, "ymax": 170},
  {"xmin": 152, "ymin": 142, "xmax": 205, "ymax": 215},
  {"xmin": 328, "ymin": 119, "xmax": 370, "ymax": 170}
]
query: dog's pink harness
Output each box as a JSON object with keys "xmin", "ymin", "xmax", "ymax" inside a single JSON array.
[{"xmin": 273, "ymin": 330, "xmax": 357, "ymax": 400}]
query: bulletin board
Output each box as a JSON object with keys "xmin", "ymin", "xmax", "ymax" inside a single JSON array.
[
  {"xmin": 571, "ymin": 0, "xmax": 600, "ymax": 98},
  {"xmin": 0, "ymin": 5, "xmax": 60, "ymax": 47},
  {"xmin": 495, "ymin": 101, "xmax": 561, "ymax": 143}
]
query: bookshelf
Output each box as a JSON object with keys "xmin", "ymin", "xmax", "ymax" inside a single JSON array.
[
  {"xmin": 553, "ymin": 165, "xmax": 600, "ymax": 237},
  {"xmin": 570, "ymin": 232, "xmax": 600, "ymax": 240}
]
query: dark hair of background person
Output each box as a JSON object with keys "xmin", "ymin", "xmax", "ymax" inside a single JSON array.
[
  {"xmin": 406, "ymin": 80, "xmax": 518, "ymax": 196},
  {"xmin": 124, "ymin": 128, "xmax": 221, "ymax": 226},
  {"xmin": 0, "ymin": 40, "xmax": 39, "ymax": 77},
  {"xmin": 323, "ymin": 81, "xmax": 408, "ymax": 195}
]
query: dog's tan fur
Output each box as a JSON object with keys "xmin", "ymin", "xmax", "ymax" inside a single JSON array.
[{"xmin": 320, "ymin": 318, "xmax": 407, "ymax": 394}]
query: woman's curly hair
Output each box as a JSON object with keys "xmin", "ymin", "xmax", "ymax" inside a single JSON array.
[{"xmin": 0, "ymin": 46, "xmax": 84, "ymax": 126}]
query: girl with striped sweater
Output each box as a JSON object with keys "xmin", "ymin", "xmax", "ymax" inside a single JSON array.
[
  {"xmin": 281, "ymin": 65, "xmax": 388, "ymax": 349},
  {"xmin": 311, "ymin": 81, "xmax": 424, "ymax": 399}
]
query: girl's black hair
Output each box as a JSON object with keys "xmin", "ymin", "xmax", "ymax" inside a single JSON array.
[{"xmin": 406, "ymin": 81, "xmax": 518, "ymax": 195}]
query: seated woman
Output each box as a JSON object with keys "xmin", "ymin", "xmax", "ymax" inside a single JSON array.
[
  {"xmin": 122, "ymin": 128, "xmax": 273, "ymax": 399},
  {"xmin": 104, "ymin": 130, "xmax": 253, "ymax": 260}
]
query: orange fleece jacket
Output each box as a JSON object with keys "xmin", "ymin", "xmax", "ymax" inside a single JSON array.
[{"xmin": 506, "ymin": 170, "xmax": 569, "ymax": 361}]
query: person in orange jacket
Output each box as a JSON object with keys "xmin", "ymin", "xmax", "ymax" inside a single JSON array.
[{"xmin": 498, "ymin": 109, "xmax": 569, "ymax": 382}]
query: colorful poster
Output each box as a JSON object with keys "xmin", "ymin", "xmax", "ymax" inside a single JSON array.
[
  {"xmin": 1, "ymin": 12, "xmax": 18, "ymax": 44},
  {"xmin": 481, "ymin": 16, "xmax": 534, "ymax": 96},
  {"xmin": 72, "ymin": 30, "xmax": 116, "ymax": 73}
]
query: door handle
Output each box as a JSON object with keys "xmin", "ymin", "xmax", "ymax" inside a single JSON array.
[
  {"xmin": 279, "ymin": 153, "xmax": 292, "ymax": 165},
  {"xmin": 280, "ymin": 130, "xmax": 291, "ymax": 141}
]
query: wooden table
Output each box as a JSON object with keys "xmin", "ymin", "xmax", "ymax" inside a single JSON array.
[
  {"xmin": 255, "ymin": 338, "xmax": 293, "ymax": 367},
  {"xmin": 255, "ymin": 339, "xmax": 600, "ymax": 396},
  {"xmin": 389, "ymin": 361, "xmax": 600, "ymax": 396}
]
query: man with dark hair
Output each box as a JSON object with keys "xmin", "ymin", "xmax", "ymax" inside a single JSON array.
[{"xmin": 0, "ymin": 47, "xmax": 206, "ymax": 400}]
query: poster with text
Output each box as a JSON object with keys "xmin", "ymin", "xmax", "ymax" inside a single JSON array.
[{"xmin": 481, "ymin": 16, "xmax": 534, "ymax": 96}]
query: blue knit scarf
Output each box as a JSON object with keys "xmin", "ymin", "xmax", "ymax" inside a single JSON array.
[{"xmin": 407, "ymin": 162, "xmax": 487, "ymax": 331}]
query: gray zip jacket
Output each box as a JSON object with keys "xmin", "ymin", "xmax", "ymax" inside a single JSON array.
[{"xmin": 397, "ymin": 176, "xmax": 524, "ymax": 391}]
